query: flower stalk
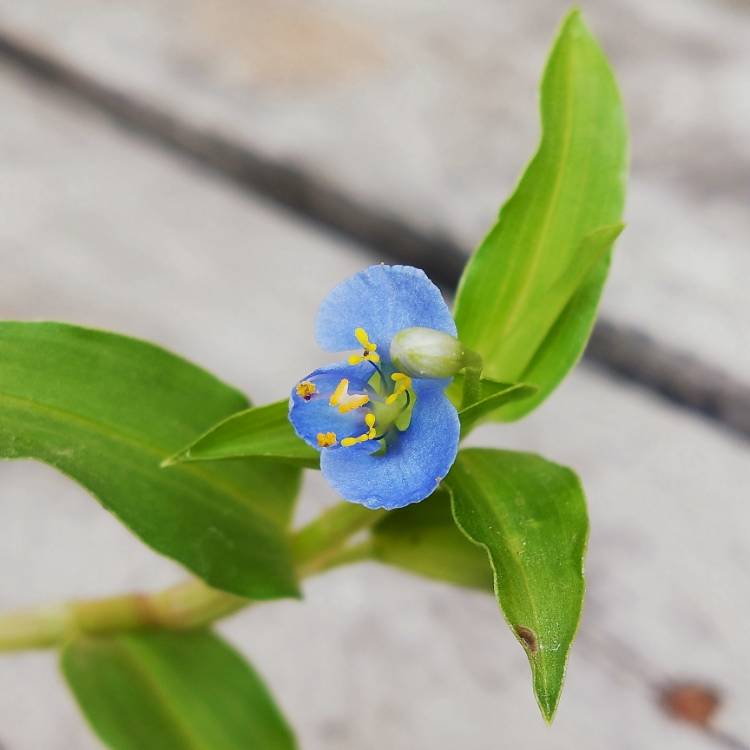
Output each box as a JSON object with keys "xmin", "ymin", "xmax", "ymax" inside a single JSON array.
[{"xmin": 0, "ymin": 502, "xmax": 385, "ymax": 652}]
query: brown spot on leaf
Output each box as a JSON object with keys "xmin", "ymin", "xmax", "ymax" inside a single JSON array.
[
  {"xmin": 515, "ymin": 626, "xmax": 538, "ymax": 654},
  {"xmin": 660, "ymin": 682, "xmax": 720, "ymax": 727}
]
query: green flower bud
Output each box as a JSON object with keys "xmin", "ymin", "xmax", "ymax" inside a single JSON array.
[{"xmin": 389, "ymin": 327, "xmax": 466, "ymax": 379}]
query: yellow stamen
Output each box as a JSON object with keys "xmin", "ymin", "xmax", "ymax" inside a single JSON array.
[
  {"xmin": 339, "ymin": 394, "xmax": 369, "ymax": 414},
  {"xmin": 329, "ymin": 378, "xmax": 369, "ymax": 413},
  {"xmin": 296, "ymin": 380, "xmax": 316, "ymax": 400},
  {"xmin": 316, "ymin": 432, "xmax": 337, "ymax": 448},
  {"xmin": 385, "ymin": 372, "xmax": 412, "ymax": 405},
  {"xmin": 365, "ymin": 412, "xmax": 376, "ymax": 437},
  {"xmin": 329, "ymin": 378, "xmax": 349, "ymax": 407},
  {"xmin": 355, "ymin": 327, "xmax": 377, "ymax": 352},
  {"xmin": 348, "ymin": 350, "xmax": 381, "ymax": 365},
  {"xmin": 341, "ymin": 413, "xmax": 377, "ymax": 447},
  {"xmin": 349, "ymin": 327, "xmax": 381, "ymax": 365}
]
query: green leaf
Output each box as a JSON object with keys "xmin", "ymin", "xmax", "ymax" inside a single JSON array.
[
  {"xmin": 371, "ymin": 489, "xmax": 493, "ymax": 591},
  {"xmin": 445, "ymin": 449, "xmax": 588, "ymax": 722},
  {"xmin": 165, "ymin": 400, "xmax": 319, "ymax": 469},
  {"xmin": 0, "ymin": 322, "xmax": 300, "ymax": 599},
  {"xmin": 497, "ymin": 224, "xmax": 624, "ymax": 420},
  {"xmin": 454, "ymin": 9, "xmax": 628, "ymax": 419},
  {"xmin": 61, "ymin": 630, "xmax": 296, "ymax": 750}
]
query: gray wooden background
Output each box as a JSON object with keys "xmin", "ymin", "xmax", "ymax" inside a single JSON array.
[{"xmin": 0, "ymin": 1, "xmax": 748, "ymax": 748}]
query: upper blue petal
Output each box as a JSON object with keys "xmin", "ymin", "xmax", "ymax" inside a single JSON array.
[
  {"xmin": 320, "ymin": 380, "xmax": 459, "ymax": 510},
  {"xmin": 289, "ymin": 361, "xmax": 374, "ymax": 450},
  {"xmin": 315, "ymin": 265, "xmax": 456, "ymax": 355}
]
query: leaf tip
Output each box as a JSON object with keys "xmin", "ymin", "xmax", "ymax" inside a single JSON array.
[
  {"xmin": 160, "ymin": 448, "xmax": 192, "ymax": 468},
  {"xmin": 540, "ymin": 689, "xmax": 562, "ymax": 724},
  {"xmin": 541, "ymin": 702, "xmax": 558, "ymax": 725},
  {"xmin": 561, "ymin": 6, "xmax": 584, "ymax": 31},
  {"xmin": 533, "ymin": 670, "xmax": 563, "ymax": 725}
]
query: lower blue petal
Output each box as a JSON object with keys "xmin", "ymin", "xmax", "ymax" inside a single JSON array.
[
  {"xmin": 315, "ymin": 265, "xmax": 457, "ymax": 354},
  {"xmin": 320, "ymin": 380, "xmax": 459, "ymax": 509}
]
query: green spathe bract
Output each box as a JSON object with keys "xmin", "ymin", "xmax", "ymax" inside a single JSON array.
[{"xmin": 371, "ymin": 489, "xmax": 493, "ymax": 591}]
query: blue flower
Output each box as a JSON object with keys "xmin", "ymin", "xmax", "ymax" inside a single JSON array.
[{"xmin": 289, "ymin": 265, "xmax": 461, "ymax": 510}]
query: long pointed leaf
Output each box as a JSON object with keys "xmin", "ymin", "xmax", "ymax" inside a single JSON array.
[
  {"xmin": 454, "ymin": 10, "xmax": 628, "ymax": 419},
  {"xmin": 446, "ymin": 448, "xmax": 588, "ymax": 722},
  {"xmin": 62, "ymin": 630, "xmax": 296, "ymax": 750},
  {"xmin": 165, "ymin": 400, "xmax": 319, "ymax": 469},
  {"xmin": 0, "ymin": 322, "xmax": 300, "ymax": 598}
]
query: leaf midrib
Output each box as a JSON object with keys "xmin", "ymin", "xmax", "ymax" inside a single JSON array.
[
  {"xmin": 491, "ymin": 35, "xmax": 577, "ymax": 342},
  {"xmin": 112, "ymin": 638, "xmax": 209, "ymax": 750},
  {"xmin": 176, "ymin": 400, "xmax": 318, "ymax": 466},
  {"xmin": 452, "ymin": 455, "xmax": 551, "ymax": 701},
  {"xmin": 0, "ymin": 390, "xmax": 280, "ymax": 528}
]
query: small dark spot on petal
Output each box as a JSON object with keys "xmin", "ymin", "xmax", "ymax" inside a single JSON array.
[
  {"xmin": 515, "ymin": 625, "xmax": 538, "ymax": 654},
  {"xmin": 660, "ymin": 682, "xmax": 720, "ymax": 727}
]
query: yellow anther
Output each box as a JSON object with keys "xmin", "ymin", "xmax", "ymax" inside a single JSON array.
[
  {"xmin": 316, "ymin": 432, "xmax": 337, "ymax": 448},
  {"xmin": 355, "ymin": 327, "xmax": 377, "ymax": 352},
  {"xmin": 329, "ymin": 378, "xmax": 369, "ymax": 413},
  {"xmin": 329, "ymin": 378, "xmax": 349, "ymax": 407},
  {"xmin": 296, "ymin": 380, "xmax": 316, "ymax": 401},
  {"xmin": 365, "ymin": 412, "xmax": 376, "ymax": 437},
  {"xmin": 349, "ymin": 327, "xmax": 381, "ymax": 365},
  {"xmin": 385, "ymin": 372, "xmax": 412, "ymax": 405},
  {"xmin": 348, "ymin": 350, "xmax": 381, "ymax": 365},
  {"xmin": 341, "ymin": 412, "xmax": 377, "ymax": 447},
  {"xmin": 339, "ymin": 394, "xmax": 369, "ymax": 414}
]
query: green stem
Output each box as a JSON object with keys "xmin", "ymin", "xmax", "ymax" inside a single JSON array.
[
  {"xmin": 0, "ymin": 502, "xmax": 384, "ymax": 652},
  {"xmin": 292, "ymin": 501, "xmax": 383, "ymax": 572}
]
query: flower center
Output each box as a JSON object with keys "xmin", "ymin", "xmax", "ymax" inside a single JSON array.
[
  {"xmin": 294, "ymin": 327, "xmax": 416, "ymax": 452},
  {"xmin": 337, "ymin": 328, "xmax": 414, "ymax": 449}
]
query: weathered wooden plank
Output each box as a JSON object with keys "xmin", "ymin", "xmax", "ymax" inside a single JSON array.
[
  {"xmin": 0, "ymin": 0, "xmax": 746, "ymax": 393},
  {"xmin": 0, "ymin": 59, "xmax": 747, "ymax": 749}
]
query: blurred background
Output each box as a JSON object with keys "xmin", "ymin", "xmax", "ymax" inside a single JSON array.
[{"xmin": 0, "ymin": 1, "xmax": 748, "ymax": 748}]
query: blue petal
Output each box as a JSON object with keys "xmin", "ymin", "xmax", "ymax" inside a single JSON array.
[
  {"xmin": 289, "ymin": 362, "xmax": 374, "ymax": 450},
  {"xmin": 320, "ymin": 380, "xmax": 459, "ymax": 509},
  {"xmin": 315, "ymin": 265, "xmax": 456, "ymax": 354}
]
